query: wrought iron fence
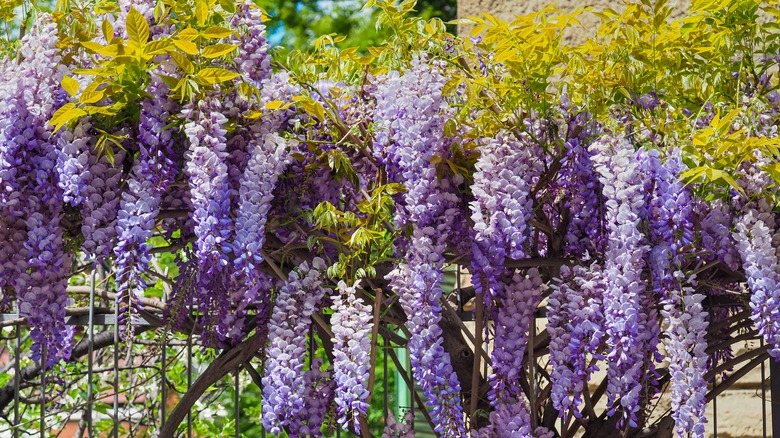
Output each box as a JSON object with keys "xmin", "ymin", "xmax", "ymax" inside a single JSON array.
[{"xmin": 1, "ymin": 266, "xmax": 779, "ymax": 437}]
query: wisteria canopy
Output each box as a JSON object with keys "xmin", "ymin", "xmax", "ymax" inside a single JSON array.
[{"xmin": 1, "ymin": 0, "xmax": 780, "ymax": 436}]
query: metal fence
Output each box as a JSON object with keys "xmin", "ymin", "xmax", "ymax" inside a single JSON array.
[{"xmin": 1, "ymin": 266, "xmax": 780, "ymax": 437}]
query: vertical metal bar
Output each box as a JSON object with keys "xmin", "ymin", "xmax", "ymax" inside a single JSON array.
[
  {"xmin": 87, "ymin": 269, "xmax": 96, "ymax": 438},
  {"xmin": 456, "ymin": 265, "xmax": 462, "ymax": 313},
  {"xmin": 187, "ymin": 335, "xmax": 192, "ymax": 438},
  {"xmin": 771, "ymin": 358, "xmax": 780, "ymax": 438},
  {"xmin": 383, "ymin": 328, "xmax": 388, "ymax": 417},
  {"xmin": 762, "ymin": 347, "xmax": 767, "ymax": 438},
  {"xmin": 161, "ymin": 286, "xmax": 167, "ymax": 429},
  {"xmin": 713, "ymin": 376, "xmax": 718, "ymax": 438},
  {"xmin": 529, "ymin": 316, "xmax": 536, "ymax": 429},
  {"xmin": 113, "ymin": 302, "xmax": 119, "ymax": 438},
  {"xmin": 40, "ymin": 345, "xmax": 45, "ymax": 438},
  {"xmin": 409, "ymin": 363, "xmax": 414, "ymax": 433},
  {"xmin": 235, "ymin": 369, "xmax": 240, "ymax": 438},
  {"xmin": 13, "ymin": 320, "xmax": 20, "ymax": 438}
]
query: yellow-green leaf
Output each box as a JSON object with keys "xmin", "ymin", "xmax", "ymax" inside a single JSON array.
[
  {"xmin": 170, "ymin": 52, "xmax": 194, "ymax": 74},
  {"xmin": 49, "ymin": 103, "xmax": 87, "ymax": 132},
  {"xmin": 173, "ymin": 39, "xmax": 198, "ymax": 55},
  {"xmin": 264, "ymin": 100, "xmax": 283, "ymax": 110},
  {"xmin": 145, "ymin": 39, "xmax": 173, "ymax": 56},
  {"xmin": 195, "ymin": 0, "xmax": 209, "ymax": 26},
  {"xmin": 102, "ymin": 18, "xmax": 114, "ymax": 43},
  {"xmin": 196, "ymin": 67, "xmax": 240, "ymax": 84},
  {"xmin": 201, "ymin": 43, "xmax": 237, "ymax": 59},
  {"xmin": 126, "ymin": 7, "xmax": 149, "ymax": 47},
  {"xmin": 79, "ymin": 90, "xmax": 105, "ymax": 104},
  {"xmin": 61, "ymin": 75, "xmax": 79, "ymax": 97},
  {"xmin": 201, "ymin": 26, "xmax": 233, "ymax": 39},
  {"xmin": 177, "ymin": 28, "xmax": 199, "ymax": 41}
]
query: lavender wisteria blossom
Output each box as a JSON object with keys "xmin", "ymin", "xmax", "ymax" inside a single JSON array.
[
  {"xmin": 377, "ymin": 56, "xmax": 467, "ymax": 437},
  {"xmin": 643, "ymin": 149, "xmax": 708, "ymax": 436},
  {"xmin": 0, "ymin": 15, "xmax": 74, "ymax": 365},
  {"xmin": 591, "ymin": 135, "xmax": 657, "ymax": 428},
  {"xmin": 469, "ymin": 131, "xmax": 543, "ymax": 302},
  {"xmin": 230, "ymin": 0, "xmax": 271, "ymax": 86},
  {"xmin": 548, "ymin": 262, "xmax": 606, "ymax": 419},
  {"xmin": 734, "ymin": 209, "xmax": 780, "ymax": 358},
  {"xmin": 289, "ymin": 359, "xmax": 334, "ymax": 437},
  {"xmin": 486, "ymin": 269, "xmax": 545, "ymax": 435},
  {"xmin": 261, "ymin": 258, "xmax": 328, "ymax": 434},
  {"xmin": 331, "ymin": 280, "xmax": 373, "ymax": 432},
  {"xmin": 183, "ymin": 97, "xmax": 234, "ymax": 346}
]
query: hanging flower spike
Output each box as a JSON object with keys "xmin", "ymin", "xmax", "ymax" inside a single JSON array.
[
  {"xmin": 590, "ymin": 136, "xmax": 657, "ymax": 429},
  {"xmin": 331, "ymin": 280, "xmax": 373, "ymax": 433},
  {"xmin": 261, "ymin": 258, "xmax": 328, "ymax": 434}
]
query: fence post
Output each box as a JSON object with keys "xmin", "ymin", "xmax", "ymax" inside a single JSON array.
[{"xmin": 771, "ymin": 359, "xmax": 780, "ymax": 437}]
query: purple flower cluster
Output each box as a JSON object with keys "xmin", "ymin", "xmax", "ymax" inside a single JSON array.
[
  {"xmin": 590, "ymin": 135, "xmax": 657, "ymax": 428},
  {"xmin": 387, "ymin": 230, "xmax": 467, "ymax": 437},
  {"xmin": 289, "ymin": 359, "xmax": 334, "ymax": 437},
  {"xmin": 559, "ymin": 110, "xmax": 604, "ymax": 257},
  {"xmin": 662, "ymin": 290, "xmax": 709, "ymax": 437},
  {"xmin": 113, "ymin": 157, "xmax": 160, "ymax": 335},
  {"xmin": 643, "ymin": 149, "xmax": 708, "ymax": 436},
  {"xmin": 734, "ymin": 208, "xmax": 780, "ymax": 358},
  {"xmin": 376, "ymin": 56, "xmax": 467, "ymax": 436},
  {"xmin": 469, "ymin": 131, "xmax": 543, "ymax": 300},
  {"xmin": 0, "ymin": 15, "xmax": 74, "ymax": 365},
  {"xmin": 331, "ymin": 280, "xmax": 373, "ymax": 432},
  {"xmin": 697, "ymin": 199, "xmax": 740, "ymax": 270},
  {"xmin": 383, "ymin": 411, "xmax": 414, "ymax": 438},
  {"xmin": 486, "ymin": 269, "xmax": 545, "ymax": 433},
  {"xmin": 140, "ymin": 76, "xmax": 177, "ymax": 192},
  {"xmin": 229, "ymin": 0, "xmax": 271, "ymax": 87},
  {"xmin": 233, "ymin": 132, "xmax": 290, "ymax": 277},
  {"xmin": 547, "ymin": 262, "xmax": 606, "ymax": 419},
  {"xmin": 184, "ymin": 97, "xmax": 233, "ymax": 263},
  {"xmin": 262, "ymin": 258, "xmax": 328, "ymax": 434}
]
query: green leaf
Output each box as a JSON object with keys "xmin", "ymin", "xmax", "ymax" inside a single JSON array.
[
  {"xmin": 170, "ymin": 52, "xmax": 194, "ymax": 74},
  {"xmin": 144, "ymin": 39, "xmax": 173, "ymax": 56},
  {"xmin": 102, "ymin": 18, "xmax": 114, "ymax": 43},
  {"xmin": 49, "ymin": 103, "xmax": 87, "ymax": 132},
  {"xmin": 79, "ymin": 90, "xmax": 105, "ymax": 104},
  {"xmin": 196, "ymin": 67, "xmax": 240, "ymax": 84},
  {"xmin": 173, "ymin": 39, "xmax": 198, "ymax": 55},
  {"xmin": 200, "ymin": 43, "xmax": 237, "ymax": 58},
  {"xmin": 201, "ymin": 26, "xmax": 233, "ymax": 39},
  {"xmin": 177, "ymin": 28, "xmax": 199, "ymax": 42},
  {"xmin": 264, "ymin": 100, "xmax": 283, "ymax": 110},
  {"xmin": 126, "ymin": 7, "xmax": 149, "ymax": 47},
  {"xmin": 61, "ymin": 75, "xmax": 79, "ymax": 97},
  {"xmin": 195, "ymin": 0, "xmax": 209, "ymax": 26}
]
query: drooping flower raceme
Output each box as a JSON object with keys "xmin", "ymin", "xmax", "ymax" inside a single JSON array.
[
  {"xmin": 376, "ymin": 56, "xmax": 467, "ymax": 437},
  {"xmin": 0, "ymin": 15, "xmax": 74, "ymax": 365},
  {"xmin": 734, "ymin": 209, "xmax": 780, "ymax": 358},
  {"xmin": 331, "ymin": 280, "xmax": 373, "ymax": 433},
  {"xmin": 289, "ymin": 359, "xmax": 334, "ymax": 437},
  {"xmin": 643, "ymin": 149, "xmax": 708, "ymax": 437},
  {"xmin": 548, "ymin": 262, "xmax": 606, "ymax": 419},
  {"xmin": 487, "ymin": 269, "xmax": 545, "ymax": 435},
  {"xmin": 590, "ymin": 136, "xmax": 657, "ymax": 428},
  {"xmin": 230, "ymin": 0, "xmax": 271, "ymax": 87},
  {"xmin": 262, "ymin": 258, "xmax": 328, "ymax": 434},
  {"xmin": 469, "ymin": 131, "xmax": 543, "ymax": 302},
  {"xmin": 183, "ymin": 97, "xmax": 234, "ymax": 346},
  {"xmin": 113, "ymin": 157, "xmax": 159, "ymax": 335}
]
